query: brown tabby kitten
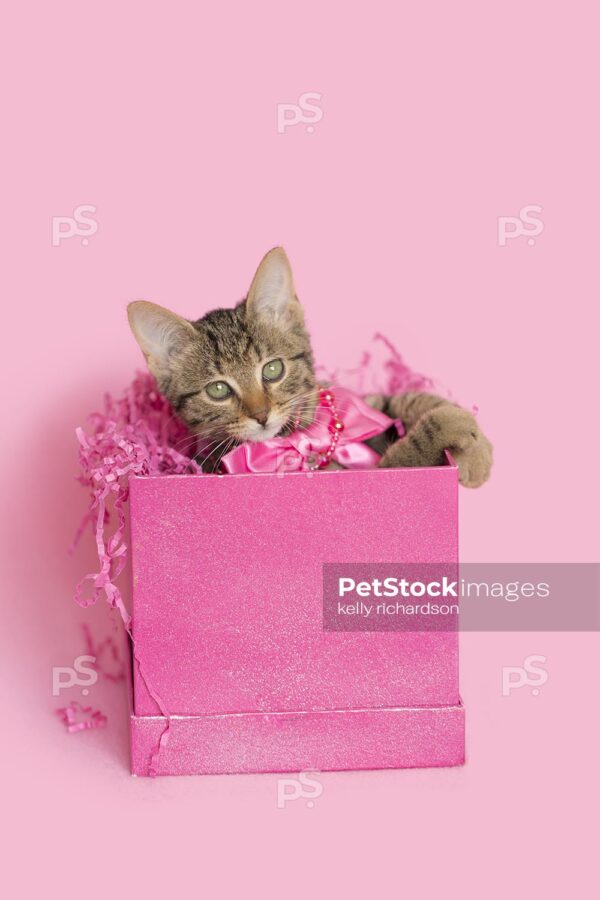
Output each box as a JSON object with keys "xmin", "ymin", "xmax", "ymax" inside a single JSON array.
[{"xmin": 128, "ymin": 248, "xmax": 492, "ymax": 486}]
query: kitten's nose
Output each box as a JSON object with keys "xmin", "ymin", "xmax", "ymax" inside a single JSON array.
[
  {"xmin": 252, "ymin": 410, "xmax": 269, "ymax": 427},
  {"xmin": 244, "ymin": 393, "xmax": 271, "ymax": 427}
]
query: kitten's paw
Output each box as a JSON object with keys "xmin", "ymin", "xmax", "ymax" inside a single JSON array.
[
  {"xmin": 423, "ymin": 406, "xmax": 492, "ymax": 487},
  {"xmin": 377, "ymin": 402, "xmax": 493, "ymax": 486},
  {"xmin": 424, "ymin": 405, "xmax": 480, "ymax": 454},
  {"xmin": 452, "ymin": 433, "xmax": 493, "ymax": 488}
]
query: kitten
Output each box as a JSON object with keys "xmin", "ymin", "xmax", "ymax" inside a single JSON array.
[{"xmin": 128, "ymin": 247, "xmax": 492, "ymax": 486}]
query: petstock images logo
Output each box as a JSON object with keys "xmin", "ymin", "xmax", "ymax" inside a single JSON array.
[{"xmin": 322, "ymin": 563, "xmax": 600, "ymax": 632}]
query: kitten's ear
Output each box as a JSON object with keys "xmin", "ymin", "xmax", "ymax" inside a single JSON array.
[
  {"xmin": 246, "ymin": 247, "xmax": 303, "ymax": 325},
  {"xmin": 127, "ymin": 301, "xmax": 196, "ymax": 377}
]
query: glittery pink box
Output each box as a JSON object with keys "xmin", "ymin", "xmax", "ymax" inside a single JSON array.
[{"xmin": 128, "ymin": 465, "xmax": 464, "ymax": 775}]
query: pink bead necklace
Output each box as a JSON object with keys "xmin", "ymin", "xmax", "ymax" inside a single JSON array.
[{"xmin": 305, "ymin": 386, "xmax": 344, "ymax": 470}]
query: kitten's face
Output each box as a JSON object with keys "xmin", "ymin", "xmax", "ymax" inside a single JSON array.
[{"xmin": 128, "ymin": 248, "xmax": 317, "ymax": 453}]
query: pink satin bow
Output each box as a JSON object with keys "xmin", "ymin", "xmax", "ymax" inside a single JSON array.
[{"xmin": 220, "ymin": 386, "xmax": 403, "ymax": 475}]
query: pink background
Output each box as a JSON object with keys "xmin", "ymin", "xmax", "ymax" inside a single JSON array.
[{"xmin": 1, "ymin": 1, "xmax": 598, "ymax": 897}]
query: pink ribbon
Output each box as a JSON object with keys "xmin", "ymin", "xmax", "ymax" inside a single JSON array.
[{"xmin": 221, "ymin": 386, "xmax": 403, "ymax": 475}]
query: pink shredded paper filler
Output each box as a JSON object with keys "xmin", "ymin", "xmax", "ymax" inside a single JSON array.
[
  {"xmin": 56, "ymin": 701, "xmax": 108, "ymax": 734},
  {"xmin": 81, "ymin": 623, "xmax": 126, "ymax": 684},
  {"xmin": 73, "ymin": 372, "xmax": 201, "ymax": 623}
]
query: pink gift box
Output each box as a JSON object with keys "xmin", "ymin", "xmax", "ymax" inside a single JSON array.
[{"xmin": 128, "ymin": 463, "xmax": 464, "ymax": 775}]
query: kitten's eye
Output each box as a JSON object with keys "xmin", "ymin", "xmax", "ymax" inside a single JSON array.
[
  {"xmin": 262, "ymin": 359, "xmax": 284, "ymax": 382},
  {"xmin": 205, "ymin": 381, "xmax": 233, "ymax": 400}
]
